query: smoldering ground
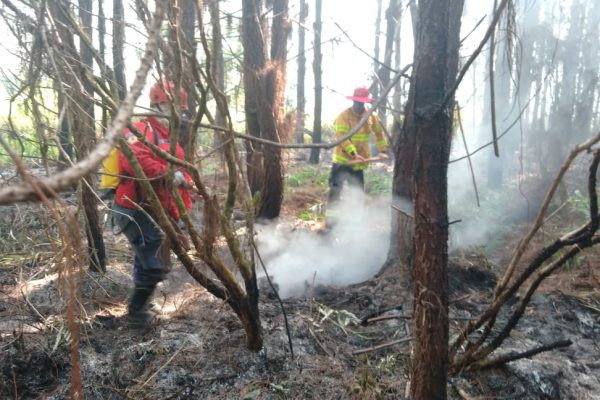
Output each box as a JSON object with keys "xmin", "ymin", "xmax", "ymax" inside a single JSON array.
[{"xmin": 255, "ymin": 186, "xmax": 392, "ymax": 298}]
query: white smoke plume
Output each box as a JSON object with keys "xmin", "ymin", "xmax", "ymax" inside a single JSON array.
[{"xmin": 256, "ymin": 186, "xmax": 390, "ymax": 298}]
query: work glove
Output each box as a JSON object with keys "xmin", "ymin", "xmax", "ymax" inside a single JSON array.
[{"xmin": 174, "ymin": 171, "xmax": 187, "ymax": 186}]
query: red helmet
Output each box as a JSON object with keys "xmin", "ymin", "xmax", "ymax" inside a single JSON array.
[{"xmin": 149, "ymin": 80, "xmax": 189, "ymax": 110}]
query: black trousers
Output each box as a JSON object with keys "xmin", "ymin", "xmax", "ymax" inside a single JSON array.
[
  {"xmin": 112, "ymin": 204, "xmax": 167, "ymax": 287},
  {"xmin": 327, "ymin": 163, "xmax": 365, "ymax": 206}
]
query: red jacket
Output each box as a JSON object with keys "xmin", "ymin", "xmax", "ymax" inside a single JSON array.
[{"xmin": 115, "ymin": 117, "xmax": 193, "ymax": 220}]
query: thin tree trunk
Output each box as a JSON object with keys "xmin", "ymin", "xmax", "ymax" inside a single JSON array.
[
  {"xmin": 241, "ymin": 0, "xmax": 289, "ymax": 218},
  {"xmin": 98, "ymin": 0, "xmax": 109, "ymax": 135},
  {"xmin": 78, "ymin": 0, "xmax": 106, "ymax": 273},
  {"xmin": 209, "ymin": 0, "xmax": 227, "ymax": 154},
  {"xmin": 373, "ymin": 0, "xmax": 383, "ymax": 102},
  {"xmin": 410, "ymin": 1, "xmax": 464, "ymax": 399},
  {"xmin": 243, "ymin": 0, "xmax": 266, "ymax": 195},
  {"xmin": 258, "ymin": 0, "xmax": 289, "ymax": 218},
  {"xmin": 377, "ymin": 0, "xmax": 400, "ymax": 126},
  {"xmin": 309, "ymin": 0, "xmax": 322, "ymax": 164},
  {"xmin": 113, "ymin": 0, "xmax": 126, "ymax": 100},
  {"xmin": 295, "ymin": 0, "xmax": 308, "ymax": 144},
  {"xmin": 392, "ymin": 1, "xmax": 403, "ymax": 120}
]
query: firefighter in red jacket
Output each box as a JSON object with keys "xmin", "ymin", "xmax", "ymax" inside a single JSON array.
[{"xmin": 112, "ymin": 80, "xmax": 193, "ymax": 323}]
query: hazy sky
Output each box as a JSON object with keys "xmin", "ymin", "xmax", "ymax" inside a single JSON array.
[{"xmin": 0, "ymin": 1, "xmax": 495, "ymax": 123}]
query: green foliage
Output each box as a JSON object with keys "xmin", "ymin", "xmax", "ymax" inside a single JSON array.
[
  {"xmin": 568, "ymin": 190, "xmax": 589, "ymax": 219},
  {"xmin": 0, "ymin": 120, "xmax": 57, "ymax": 165},
  {"xmin": 563, "ymin": 254, "xmax": 586, "ymax": 271},
  {"xmin": 320, "ymin": 123, "xmax": 335, "ymax": 143},
  {"xmin": 448, "ymin": 184, "xmax": 519, "ymax": 252},
  {"xmin": 298, "ymin": 202, "xmax": 325, "ymax": 222},
  {"xmin": 0, "ymin": 82, "xmax": 59, "ymax": 165},
  {"xmin": 349, "ymin": 356, "xmax": 382, "ymax": 400},
  {"xmin": 364, "ymin": 168, "xmax": 392, "ymax": 196},
  {"xmin": 286, "ymin": 165, "xmax": 329, "ymax": 187}
]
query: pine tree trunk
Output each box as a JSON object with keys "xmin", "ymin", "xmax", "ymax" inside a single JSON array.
[
  {"xmin": 409, "ymin": 1, "xmax": 464, "ymax": 399},
  {"xmin": 309, "ymin": 0, "xmax": 323, "ymax": 164},
  {"xmin": 295, "ymin": 0, "xmax": 308, "ymax": 144}
]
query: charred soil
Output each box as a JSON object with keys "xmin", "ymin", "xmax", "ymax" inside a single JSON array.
[{"xmin": 0, "ymin": 183, "xmax": 599, "ymax": 399}]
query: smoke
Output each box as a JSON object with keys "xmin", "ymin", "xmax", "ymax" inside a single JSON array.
[
  {"xmin": 447, "ymin": 145, "xmax": 495, "ymax": 250},
  {"xmin": 256, "ymin": 186, "xmax": 390, "ymax": 298}
]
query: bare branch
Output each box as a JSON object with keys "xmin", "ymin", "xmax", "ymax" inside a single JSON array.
[{"xmin": 0, "ymin": 1, "xmax": 167, "ymax": 205}]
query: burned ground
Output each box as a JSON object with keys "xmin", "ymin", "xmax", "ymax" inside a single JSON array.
[{"xmin": 0, "ymin": 168, "xmax": 599, "ymax": 399}]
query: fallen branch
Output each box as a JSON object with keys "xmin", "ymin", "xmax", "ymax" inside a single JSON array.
[
  {"xmin": 253, "ymin": 242, "xmax": 295, "ymax": 360},
  {"xmin": 450, "ymin": 141, "xmax": 600, "ymax": 374},
  {"xmin": 359, "ymin": 303, "xmax": 404, "ymax": 325},
  {"xmin": 352, "ymin": 337, "xmax": 412, "ymax": 355},
  {"xmin": 364, "ymin": 314, "xmax": 411, "ymax": 324},
  {"xmin": 471, "ymin": 339, "xmax": 573, "ymax": 371}
]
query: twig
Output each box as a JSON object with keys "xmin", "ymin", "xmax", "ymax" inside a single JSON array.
[
  {"xmin": 364, "ymin": 314, "xmax": 411, "ymax": 324},
  {"xmin": 456, "ymin": 103, "xmax": 480, "ymax": 207},
  {"xmin": 472, "ymin": 339, "xmax": 572, "ymax": 371},
  {"xmin": 391, "ymin": 204, "xmax": 414, "ymax": 219},
  {"xmin": 19, "ymin": 285, "xmax": 47, "ymax": 324},
  {"xmin": 497, "ymin": 133, "xmax": 600, "ymax": 295},
  {"xmin": 360, "ymin": 303, "xmax": 404, "ymax": 325},
  {"xmin": 253, "ymin": 242, "xmax": 294, "ymax": 360},
  {"xmin": 334, "ymin": 22, "xmax": 399, "ymax": 75},
  {"xmin": 488, "ymin": 0, "xmax": 500, "ymax": 157},
  {"xmin": 308, "ymin": 326, "xmax": 333, "ymax": 358},
  {"xmin": 141, "ymin": 338, "xmax": 188, "ymax": 387},
  {"xmin": 352, "ymin": 337, "xmax": 412, "ymax": 355},
  {"xmin": 442, "ymin": 0, "xmax": 510, "ymax": 109},
  {"xmin": 449, "ymin": 294, "xmax": 472, "ymax": 304}
]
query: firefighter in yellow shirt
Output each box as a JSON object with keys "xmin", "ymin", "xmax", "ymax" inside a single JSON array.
[{"xmin": 325, "ymin": 86, "xmax": 389, "ymax": 229}]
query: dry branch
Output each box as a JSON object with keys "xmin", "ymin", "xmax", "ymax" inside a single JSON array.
[
  {"xmin": 0, "ymin": 1, "xmax": 166, "ymax": 205},
  {"xmin": 450, "ymin": 137, "xmax": 600, "ymax": 374},
  {"xmin": 471, "ymin": 339, "xmax": 572, "ymax": 370},
  {"xmin": 352, "ymin": 337, "xmax": 412, "ymax": 355}
]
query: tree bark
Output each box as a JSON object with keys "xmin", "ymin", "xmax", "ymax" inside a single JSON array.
[
  {"xmin": 242, "ymin": 0, "xmax": 289, "ymax": 219},
  {"xmin": 258, "ymin": 0, "xmax": 290, "ymax": 218},
  {"xmin": 409, "ymin": 1, "xmax": 464, "ymax": 399},
  {"xmin": 76, "ymin": 0, "xmax": 106, "ymax": 273},
  {"xmin": 295, "ymin": 0, "xmax": 308, "ymax": 144},
  {"xmin": 209, "ymin": 0, "xmax": 227, "ymax": 154},
  {"xmin": 113, "ymin": 0, "xmax": 126, "ymax": 100},
  {"xmin": 309, "ymin": 0, "xmax": 323, "ymax": 164}
]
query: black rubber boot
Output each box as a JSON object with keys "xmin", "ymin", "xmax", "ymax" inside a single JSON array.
[{"xmin": 126, "ymin": 285, "xmax": 156, "ymax": 326}]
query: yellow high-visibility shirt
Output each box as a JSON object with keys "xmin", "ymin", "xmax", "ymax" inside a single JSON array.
[
  {"xmin": 332, "ymin": 108, "xmax": 387, "ymax": 170},
  {"xmin": 99, "ymin": 147, "xmax": 120, "ymax": 190}
]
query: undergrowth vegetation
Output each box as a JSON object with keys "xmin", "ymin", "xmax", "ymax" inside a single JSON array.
[{"xmin": 284, "ymin": 163, "xmax": 393, "ymax": 223}]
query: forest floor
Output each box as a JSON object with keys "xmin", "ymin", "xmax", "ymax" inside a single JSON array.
[{"xmin": 0, "ymin": 160, "xmax": 599, "ymax": 399}]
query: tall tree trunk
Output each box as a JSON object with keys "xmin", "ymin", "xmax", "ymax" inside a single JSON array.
[
  {"xmin": 392, "ymin": 1, "xmax": 404, "ymax": 120},
  {"xmin": 376, "ymin": 0, "xmax": 400, "ymax": 126},
  {"xmin": 209, "ymin": 0, "xmax": 227, "ymax": 153},
  {"xmin": 258, "ymin": 0, "xmax": 289, "ymax": 218},
  {"xmin": 98, "ymin": 0, "xmax": 108, "ymax": 133},
  {"xmin": 113, "ymin": 0, "xmax": 126, "ymax": 100},
  {"xmin": 409, "ymin": 1, "xmax": 464, "ymax": 399},
  {"xmin": 241, "ymin": 0, "xmax": 289, "ymax": 218},
  {"xmin": 166, "ymin": 0, "xmax": 197, "ymax": 157},
  {"xmin": 242, "ymin": 0, "xmax": 264, "ymax": 195},
  {"xmin": 308, "ymin": 0, "xmax": 322, "ymax": 164},
  {"xmin": 373, "ymin": 0, "xmax": 383, "ymax": 102},
  {"xmin": 486, "ymin": 6, "xmax": 513, "ymax": 190},
  {"xmin": 78, "ymin": 0, "xmax": 106, "ymax": 273},
  {"xmin": 295, "ymin": 0, "xmax": 308, "ymax": 144},
  {"xmin": 387, "ymin": 0, "xmax": 413, "ymax": 273}
]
